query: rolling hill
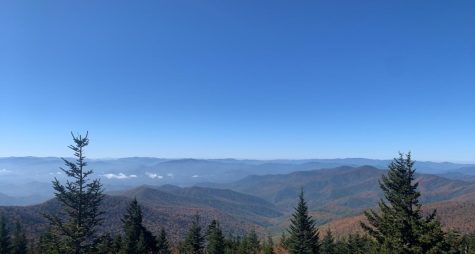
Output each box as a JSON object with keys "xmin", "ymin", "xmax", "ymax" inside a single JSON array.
[
  {"xmin": 204, "ymin": 165, "xmax": 475, "ymax": 230},
  {"xmin": 113, "ymin": 185, "xmax": 282, "ymax": 226},
  {"xmin": 2, "ymin": 156, "xmax": 474, "ymax": 206},
  {"xmin": 320, "ymin": 200, "xmax": 475, "ymax": 236},
  {"xmin": 1, "ymin": 165, "xmax": 475, "ymax": 241},
  {"xmin": 0, "ymin": 185, "xmax": 281, "ymax": 242}
]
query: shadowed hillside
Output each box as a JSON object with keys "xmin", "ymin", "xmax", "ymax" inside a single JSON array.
[
  {"xmin": 208, "ymin": 166, "xmax": 475, "ymax": 217},
  {"xmin": 114, "ymin": 185, "xmax": 282, "ymax": 225},
  {"xmin": 0, "ymin": 185, "xmax": 282, "ymax": 242}
]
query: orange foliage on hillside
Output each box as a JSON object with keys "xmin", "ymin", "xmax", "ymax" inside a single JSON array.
[{"xmin": 320, "ymin": 201, "xmax": 475, "ymax": 238}]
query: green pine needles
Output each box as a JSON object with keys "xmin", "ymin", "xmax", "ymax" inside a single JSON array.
[
  {"xmin": 361, "ymin": 152, "xmax": 451, "ymax": 254},
  {"xmin": 120, "ymin": 198, "xmax": 158, "ymax": 254},
  {"xmin": 44, "ymin": 132, "xmax": 104, "ymax": 254},
  {"xmin": 182, "ymin": 215, "xmax": 205, "ymax": 254},
  {"xmin": 286, "ymin": 190, "xmax": 320, "ymax": 254},
  {"xmin": 0, "ymin": 214, "xmax": 11, "ymax": 254},
  {"xmin": 205, "ymin": 220, "xmax": 225, "ymax": 254}
]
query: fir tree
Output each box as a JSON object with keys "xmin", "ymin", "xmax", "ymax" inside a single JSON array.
[
  {"xmin": 286, "ymin": 189, "xmax": 320, "ymax": 254},
  {"xmin": 182, "ymin": 214, "xmax": 204, "ymax": 254},
  {"xmin": 112, "ymin": 235, "xmax": 123, "ymax": 254},
  {"xmin": 37, "ymin": 228, "xmax": 62, "ymax": 254},
  {"xmin": 246, "ymin": 229, "xmax": 260, "ymax": 254},
  {"xmin": 346, "ymin": 234, "xmax": 376, "ymax": 254},
  {"xmin": 0, "ymin": 214, "xmax": 10, "ymax": 254},
  {"xmin": 44, "ymin": 132, "xmax": 104, "ymax": 254},
  {"xmin": 11, "ymin": 221, "xmax": 27, "ymax": 254},
  {"xmin": 320, "ymin": 230, "xmax": 335, "ymax": 254},
  {"xmin": 93, "ymin": 234, "xmax": 116, "ymax": 254},
  {"xmin": 156, "ymin": 229, "xmax": 171, "ymax": 254},
  {"xmin": 206, "ymin": 220, "xmax": 225, "ymax": 254},
  {"xmin": 280, "ymin": 232, "xmax": 289, "ymax": 250},
  {"xmin": 237, "ymin": 235, "xmax": 249, "ymax": 254},
  {"xmin": 223, "ymin": 234, "xmax": 241, "ymax": 254},
  {"xmin": 262, "ymin": 236, "xmax": 275, "ymax": 254},
  {"xmin": 120, "ymin": 198, "xmax": 157, "ymax": 254},
  {"xmin": 361, "ymin": 152, "xmax": 449, "ymax": 254},
  {"xmin": 237, "ymin": 230, "xmax": 260, "ymax": 254}
]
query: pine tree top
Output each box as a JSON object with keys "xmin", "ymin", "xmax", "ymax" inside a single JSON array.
[{"xmin": 287, "ymin": 189, "xmax": 320, "ymax": 254}]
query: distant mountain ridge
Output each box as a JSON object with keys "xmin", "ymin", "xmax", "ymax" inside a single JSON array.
[
  {"xmin": 1, "ymin": 156, "xmax": 474, "ymax": 205},
  {"xmin": 1, "ymin": 165, "xmax": 475, "ymax": 240},
  {"xmin": 202, "ymin": 166, "xmax": 475, "ymax": 221}
]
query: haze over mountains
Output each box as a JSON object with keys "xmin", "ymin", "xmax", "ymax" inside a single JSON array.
[
  {"xmin": 1, "ymin": 156, "xmax": 475, "ymax": 206},
  {"xmin": 1, "ymin": 156, "xmax": 475, "ymax": 240},
  {"xmin": 1, "ymin": 162, "xmax": 475, "ymax": 241}
]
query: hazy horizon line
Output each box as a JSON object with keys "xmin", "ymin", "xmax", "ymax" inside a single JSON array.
[{"xmin": 1, "ymin": 155, "xmax": 474, "ymax": 165}]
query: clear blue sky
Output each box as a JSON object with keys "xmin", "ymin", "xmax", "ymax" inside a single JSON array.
[{"xmin": 0, "ymin": 1, "xmax": 474, "ymax": 162}]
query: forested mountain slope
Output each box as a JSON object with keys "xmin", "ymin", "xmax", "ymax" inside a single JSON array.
[
  {"xmin": 208, "ymin": 166, "xmax": 475, "ymax": 216},
  {"xmin": 0, "ymin": 185, "xmax": 281, "ymax": 242}
]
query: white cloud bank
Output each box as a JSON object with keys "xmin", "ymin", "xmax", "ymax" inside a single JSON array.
[
  {"xmin": 103, "ymin": 173, "xmax": 137, "ymax": 179},
  {"xmin": 146, "ymin": 172, "xmax": 163, "ymax": 179}
]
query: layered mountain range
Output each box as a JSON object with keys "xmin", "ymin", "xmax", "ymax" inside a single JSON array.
[
  {"xmin": 1, "ymin": 159, "xmax": 475, "ymax": 240},
  {"xmin": 1, "ymin": 157, "xmax": 474, "ymax": 206}
]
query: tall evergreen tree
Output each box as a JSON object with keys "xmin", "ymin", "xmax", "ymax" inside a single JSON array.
[
  {"xmin": 120, "ymin": 198, "xmax": 157, "ymax": 254},
  {"xmin": 44, "ymin": 132, "xmax": 104, "ymax": 254},
  {"xmin": 206, "ymin": 220, "xmax": 225, "ymax": 254},
  {"xmin": 361, "ymin": 152, "xmax": 449, "ymax": 254},
  {"xmin": 0, "ymin": 214, "xmax": 10, "ymax": 254},
  {"xmin": 11, "ymin": 221, "xmax": 27, "ymax": 254},
  {"xmin": 156, "ymin": 229, "xmax": 171, "ymax": 254},
  {"xmin": 320, "ymin": 230, "xmax": 335, "ymax": 254},
  {"xmin": 182, "ymin": 215, "xmax": 204, "ymax": 254},
  {"xmin": 286, "ymin": 190, "xmax": 320, "ymax": 254}
]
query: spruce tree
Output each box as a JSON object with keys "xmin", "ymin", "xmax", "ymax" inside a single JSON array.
[
  {"xmin": 156, "ymin": 229, "xmax": 171, "ymax": 254},
  {"xmin": 120, "ymin": 198, "xmax": 157, "ymax": 254},
  {"xmin": 280, "ymin": 232, "xmax": 289, "ymax": 250},
  {"xmin": 361, "ymin": 152, "xmax": 449, "ymax": 254},
  {"xmin": 0, "ymin": 214, "xmax": 10, "ymax": 254},
  {"xmin": 320, "ymin": 230, "xmax": 335, "ymax": 254},
  {"xmin": 206, "ymin": 220, "xmax": 225, "ymax": 254},
  {"xmin": 223, "ymin": 234, "xmax": 240, "ymax": 254},
  {"xmin": 112, "ymin": 235, "xmax": 123, "ymax": 254},
  {"xmin": 11, "ymin": 221, "xmax": 27, "ymax": 254},
  {"xmin": 346, "ymin": 234, "xmax": 375, "ymax": 254},
  {"xmin": 93, "ymin": 234, "xmax": 114, "ymax": 254},
  {"xmin": 237, "ymin": 230, "xmax": 261, "ymax": 254},
  {"xmin": 262, "ymin": 236, "xmax": 275, "ymax": 254},
  {"xmin": 246, "ymin": 229, "xmax": 260, "ymax": 254},
  {"xmin": 182, "ymin": 215, "xmax": 204, "ymax": 254},
  {"xmin": 37, "ymin": 228, "xmax": 62, "ymax": 254},
  {"xmin": 44, "ymin": 132, "xmax": 104, "ymax": 254},
  {"xmin": 286, "ymin": 189, "xmax": 320, "ymax": 254}
]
